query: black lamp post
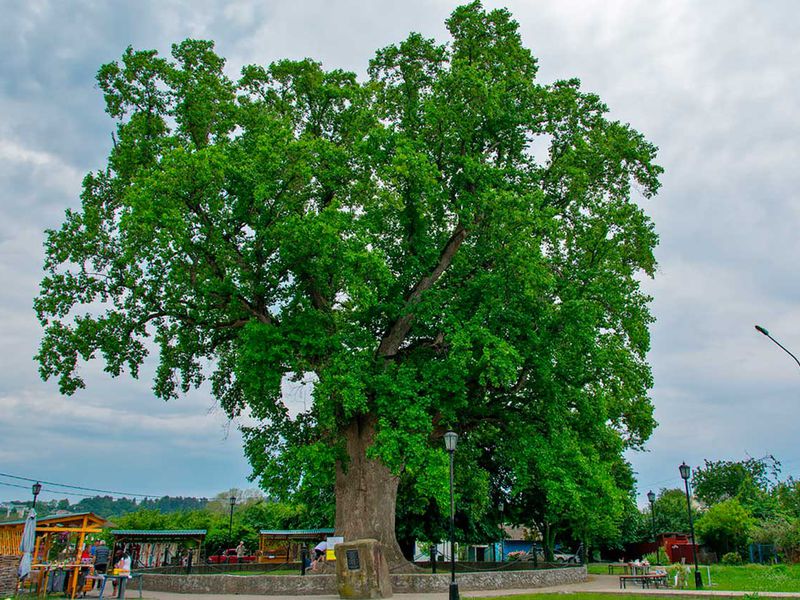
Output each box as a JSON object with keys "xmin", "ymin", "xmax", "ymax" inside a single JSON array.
[
  {"xmin": 647, "ymin": 490, "xmax": 659, "ymax": 564},
  {"xmin": 755, "ymin": 325, "xmax": 800, "ymax": 368},
  {"xmin": 31, "ymin": 482, "xmax": 42, "ymax": 510},
  {"xmin": 497, "ymin": 501, "xmax": 504, "ymax": 564},
  {"xmin": 228, "ymin": 495, "xmax": 237, "ymax": 548},
  {"xmin": 679, "ymin": 462, "xmax": 702, "ymax": 589},
  {"xmin": 444, "ymin": 431, "xmax": 459, "ymax": 600}
]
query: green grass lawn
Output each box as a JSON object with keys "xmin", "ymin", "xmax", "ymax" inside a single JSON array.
[
  {"xmin": 587, "ymin": 563, "xmax": 616, "ymax": 575},
  {"xmin": 705, "ymin": 564, "xmax": 800, "ymax": 592},
  {"xmin": 588, "ymin": 562, "xmax": 800, "ymax": 592},
  {"xmin": 472, "ymin": 594, "xmax": 704, "ymax": 600}
]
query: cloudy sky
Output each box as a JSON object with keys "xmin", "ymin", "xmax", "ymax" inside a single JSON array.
[{"xmin": 1, "ymin": 0, "xmax": 798, "ymax": 507}]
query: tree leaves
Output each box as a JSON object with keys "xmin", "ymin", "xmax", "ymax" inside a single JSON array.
[{"xmin": 36, "ymin": 3, "xmax": 662, "ymax": 547}]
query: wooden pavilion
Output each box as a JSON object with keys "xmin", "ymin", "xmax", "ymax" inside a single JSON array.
[
  {"xmin": 258, "ymin": 528, "xmax": 333, "ymax": 563},
  {"xmin": 0, "ymin": 511, "xmax": 111, "ymax": 597}
]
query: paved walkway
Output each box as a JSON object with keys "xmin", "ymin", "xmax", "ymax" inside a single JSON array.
[{"xmin": 119, "ymin": 575, "xmax": 800, "ymax": 599}]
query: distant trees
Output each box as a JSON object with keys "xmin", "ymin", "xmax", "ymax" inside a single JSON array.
[
  {"xmin": 695, "ymin": 499, "xmax": 754, "ymax": 556},
  {"xmin": 632, "ymin": 456, "xmax": 800, "ymax": 564},
  {"xmin": 140, "ymin": 496, "xmax": 209, "ymax": 513},
  {"xmin": 774, "ymin": 478, "xmax": 800, "ymax": 519},
  {"xmin": 70, "ymin": 495, "xmax": 208, "ymax": 517},
  {"xmin": 651, "ymin": 488, "xmax": 695, "ymax": 534},
  {"xmin": 692, "ymin": 456, "xmax": 781, "ymax": 519},
  {"xmin": 4, "ymin": 493, "xmax": 238, "ymax": 521},
  {"xmin": 110, "ymin": 497, "xmax": 317, "ymax": 554}
]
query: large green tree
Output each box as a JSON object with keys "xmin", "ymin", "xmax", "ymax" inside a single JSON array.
[
  {"xmin": 35, "ymin": 3, "xmax": 661, "ymax": 566},
  {"xmin": 651, "ymin": 488, "xmax": 699, "ymax": 535},
  {"xmin": 692, "ymin": 456, "xmax": 781, "ymax": 519},
  {"xmin": 695, "ymin": 498, "xmax": 754, "ymax": 556}
]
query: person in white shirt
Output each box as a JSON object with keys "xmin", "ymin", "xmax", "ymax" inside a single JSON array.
[
  {"xmin": 312, "ymin": 541, "xmax": 327, "ymax": 570},
  {"xmin": 112, "ymin": 551, "xmax": 132, "ymax": 595}
]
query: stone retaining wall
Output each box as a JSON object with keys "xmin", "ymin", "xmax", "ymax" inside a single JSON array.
[
  {"xmin": 394, "ymin": 566, "xmax": 586, "ymax": 593},
  {"xmin": 0, "ymin": 555, "xmax": 19, "ymax": 596},
  {"xmin": 141, "ymin": 565, "xmax": 586, "ymax": 596},
  {"xmin": 142, "ymin": 572, "xmax": 337, "ymax": 595},
  {"xmin": 148, "ymin": 562, "xmax": 281, "ymax": 575}
]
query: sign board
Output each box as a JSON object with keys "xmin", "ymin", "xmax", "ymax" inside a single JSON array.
[
  {"xmin": 345, "ymin": 548, "xmax": 361, "ymax": 571},
  {"xmin": 326, "ymin": 536, "xmax": 344, "ymax": 561}
]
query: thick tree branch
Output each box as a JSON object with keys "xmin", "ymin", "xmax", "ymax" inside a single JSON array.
[{"xmin": 377, "ymin": 222, "xmax": 467, "ymax": 357}]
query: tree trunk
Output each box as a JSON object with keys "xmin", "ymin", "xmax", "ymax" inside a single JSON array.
[
  {"xmin": 543, "ymin": 521, "xmax": 555, "ymax": 562},
  {"xmin": 334, "ymin": 415, "xmax": 414, "ymax": 571}
]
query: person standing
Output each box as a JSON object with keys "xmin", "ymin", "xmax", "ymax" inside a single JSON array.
[
  {"xmin": 112, "ymin": 551, "xmax": 132, "ymax": 597},
  {"xmin": 116, "ymin": 551, "xmax": 132, "ymax": 575},
  {"xmin": 91, "ymin": 540, "xmax": 110, "ymax": 592},
  {"xmin": 312, "ymin": 541, "xmax": 327, "ymax": 570},
  {"xmin": 236, "ymin": 541, "xmax": 245, "ymax": 559},
  {"xmin": 93, "ymin": 540, "xmax": 110, "ymax": 574}
]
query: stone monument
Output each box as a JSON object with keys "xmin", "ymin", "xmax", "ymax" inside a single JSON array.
[{"xmin": 334, "ymin": 539, "xmax": 392, "ymax": 599}]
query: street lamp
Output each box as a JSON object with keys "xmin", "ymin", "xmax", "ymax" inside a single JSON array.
[
  {"xmin": 755, "ymin": 325, "xmax": 800, "ymax": 368},
  {"xmin": 647, "ymin": 490, "xmax": 659, "ymax": 564},
  {"xmin": 31, "ymin": 482, "xmax": 42, "ymax": 509},
  {"xmin": 497, "ymin": 501, "xmax": 505, "ymax": 564},
  {"xmin": 228, "ymin": 495, "xmax": 237, "ymax": 549},
  {"xmin": 444, "ymin": 431, "xmax": 459, "ymax": 600},
  {"xmin": 679, "ymin": 463, "xmax": 702, "ymax": 589}
]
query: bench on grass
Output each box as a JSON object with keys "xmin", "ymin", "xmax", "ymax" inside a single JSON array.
[{"xmin": 619, "ymin": 572, "xmax": 668, "ymax": 589}]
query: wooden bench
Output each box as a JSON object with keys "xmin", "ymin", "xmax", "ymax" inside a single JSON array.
[{"xmin": 619, "ymin": 573, "xmax": 668, "ymax": 589}]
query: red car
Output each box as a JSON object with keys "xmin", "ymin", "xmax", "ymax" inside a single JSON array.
[{"xmin": 208, "ymin": 549, "xmax": 256, "ymax": 564}]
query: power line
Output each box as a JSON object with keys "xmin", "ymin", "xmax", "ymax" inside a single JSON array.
[
  {"xmin": 0, "ymin": 480, "xmax": 97, "ymax": 498},
  {"xmin": 0, "ymin": 472, "xmax": 157, "ymax": 499},
  {"xmin": 0, "ymin": 481, "xmax": 33, "ymax": 491}
]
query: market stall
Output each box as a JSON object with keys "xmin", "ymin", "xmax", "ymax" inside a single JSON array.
[
  {"xmin": 0, "ymin": 511, "xmax": 111, "ymax": 598},
  {"xmin": 258, "ymin": 528, "xmax": 334, "ymax": 564},
  {"xmin": 111, "ymin": 529, "xmax": 206, "ymax": 568}
]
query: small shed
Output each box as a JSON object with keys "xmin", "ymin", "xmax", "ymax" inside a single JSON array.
[
  {"xmin": 111, "ymin": 529, "xmax": 206, "ymax": 568},
  {"xmin": 258, "ymin": 529, "xmax": 334, "ymax": 564}
]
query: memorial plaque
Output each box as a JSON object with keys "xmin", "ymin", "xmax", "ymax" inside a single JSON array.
[
  {"xmin": 346, "ymin": 548, "xmax": 361, "ymax": 571},
  {"xmin": 335, "ymin": 539, "xmax": 392, "ymax": 598}
]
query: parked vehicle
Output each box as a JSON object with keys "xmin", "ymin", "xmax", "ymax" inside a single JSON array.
[
  {"xmin": 520, "ymin": 544, "xmax": 581, "ymax": 563},
  {"xmin": 554, "ymin": 544, "xmax": 583, "ymax": 563},
  {"xmin": 552, "ymin": 549, "xmax": 579, "ymax": 563},
  {"xmin": 207, "ymin": 548, "xmax": 257, "ymax": 564}
]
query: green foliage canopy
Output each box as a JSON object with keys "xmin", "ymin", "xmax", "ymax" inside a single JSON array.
[
  {"xmin": 35, "ymin": 2, "xmax": 662, "ymax": 547},
  {"xmin": 692, "ymin": 456, "xmax": 781, "ymax": 520},
  {"xmin": 652, "ymin": 488, "xmax": 696, "ymax": 535},
  {"xmin": 695, "ymin": 498, "xmax": 755, "ymax": 556},
  {"xmin": 775, "ymin": 478, "xmax": 800, "ymax": 520}
]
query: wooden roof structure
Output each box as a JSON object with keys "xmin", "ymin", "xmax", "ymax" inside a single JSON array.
[
  {"xmin": 259, "ymin": 528, "xmax": 334, "ymax": 540},
  {"xmin": 0, "ymin": 511, "xmax": 111, "ymax": 556},
  {"xmin": 112, "ymin": 529, "xmax": 206, "ymax": 542},
  {"xmin": 0, "ymin": 512, "xmax": 112, "ymax": 599}
]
